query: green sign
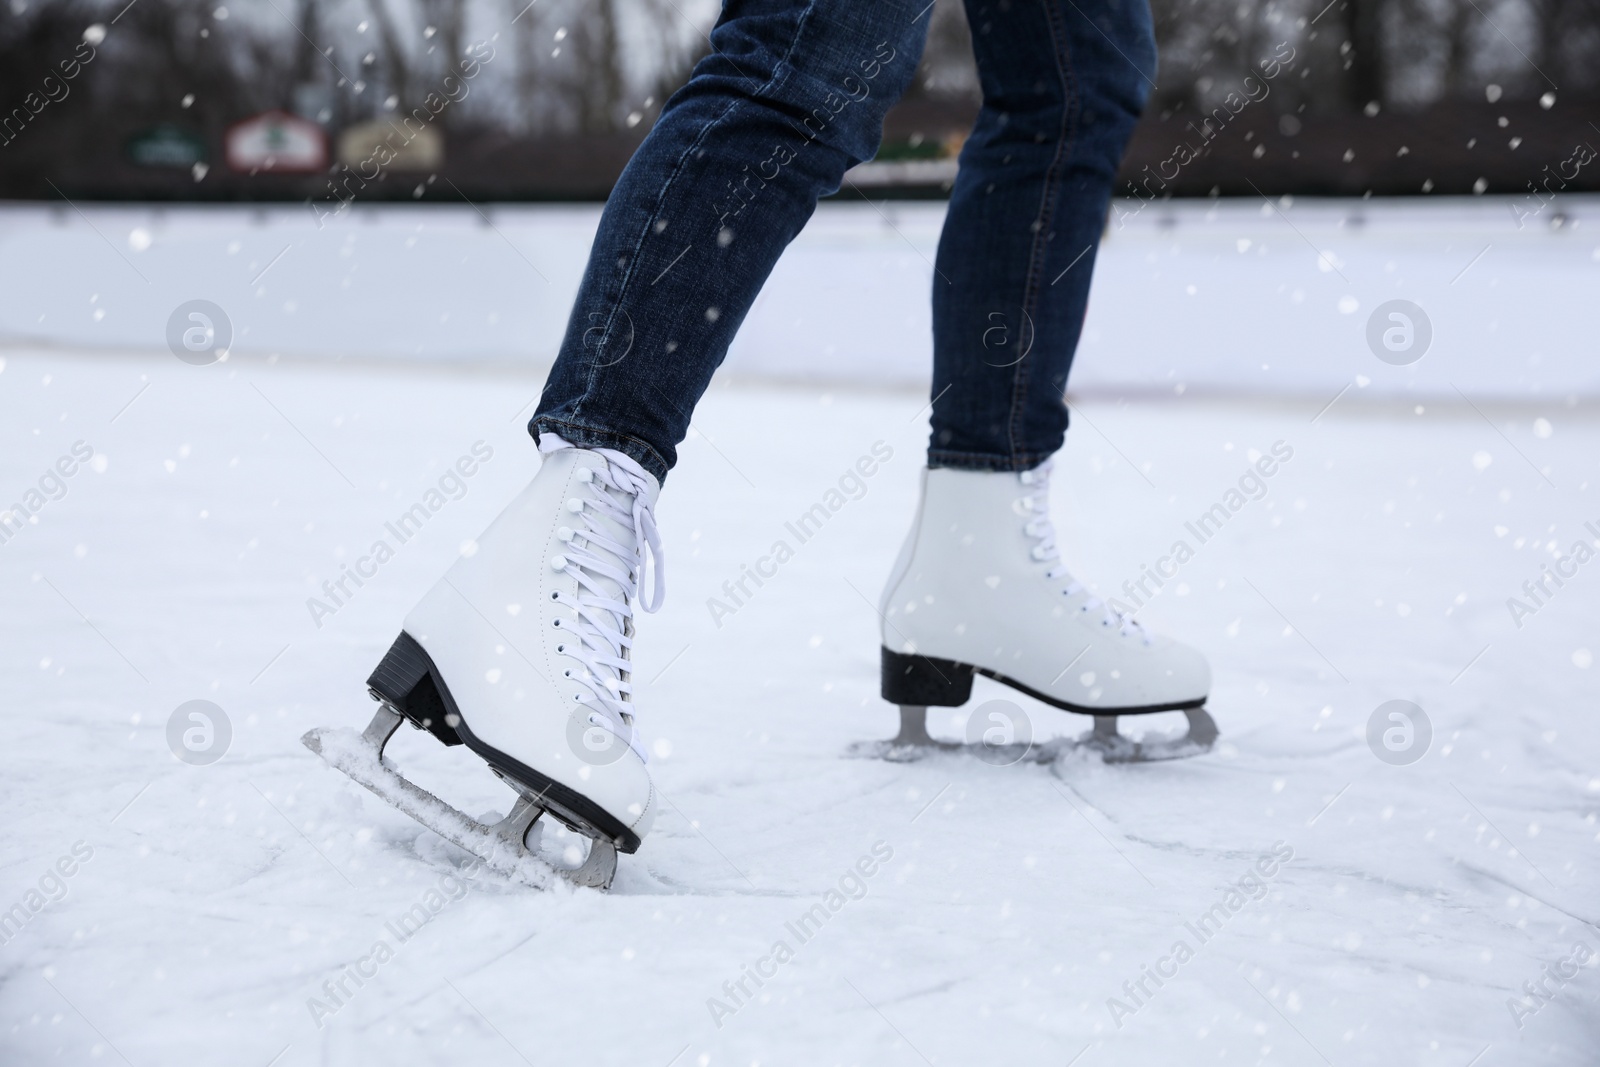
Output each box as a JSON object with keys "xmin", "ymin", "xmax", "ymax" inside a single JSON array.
[{"xmin": 127, "ymin": 125, "xmax": 207, "ymax": 168}]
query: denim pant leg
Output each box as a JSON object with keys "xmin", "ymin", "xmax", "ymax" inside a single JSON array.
[
  {"xmin": 532, "ymin": 0, "xmax": 931, "ymax": 484},
  {"xmin": 928, "ymin": 0, "xmax": 1156, "ymax": 471}
]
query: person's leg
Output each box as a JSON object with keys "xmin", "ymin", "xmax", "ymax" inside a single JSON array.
[
  {"xmin": 928, "ymin": 0, "xmax": 1156, "ymax": 469},
  {"xmin": 877, "ymin": 4, "xmax": 1211, "ymax": 755},
  {"xmin": 532, "ymin": 0, "xmax": 932, "ymax": 484}
]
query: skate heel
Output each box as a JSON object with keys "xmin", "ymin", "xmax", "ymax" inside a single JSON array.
[
  {"xmin": 367, "ymin": 632, "xmax": 464, "ymax": 747},
  {"xmin": 880, "ymin": 647, "xmax": 974, "ymax": 707}
]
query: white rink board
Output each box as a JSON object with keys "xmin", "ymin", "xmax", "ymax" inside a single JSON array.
[{"xmin": 1, "ymin": 195, "xmax": 1596, "ymax": 399}]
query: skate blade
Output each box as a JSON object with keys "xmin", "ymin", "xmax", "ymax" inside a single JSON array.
[
  {"xmin": 844, "ymin": 737, "xmax": 1064, "ymax": 765},
  {"xmin": 301, "ymin": 707, "xmax": 617, "ymax": 890},
  {"xmin": 845, "ymin": 703, "xmax": 968, "ymax": 762},
  {"xmin": 845, "ymin": 737, "xmax": 965, "ymax": 763},
  {"xmin": 852, "ymin": 706, "xmax": 1218, "ymax": 766},
  {"xmin": 844, "ymin": 705, "xmax": 1062, "ymax": 765},
  {"xmin": 1075, "ymin": 707, "xmax": 1220, "ymax": 764}
]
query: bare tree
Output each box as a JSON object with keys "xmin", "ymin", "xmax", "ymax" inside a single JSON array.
[
  {"xmin": 365, "ymin": 0, "xmax": 415, "ymax": 107},
  {"xmin": 291, "ymin": 0, "xmax": 323, "ymax": 87},
  {"xmin": 1339, "ymin": 0, "xmax": 1384, "ymax": 106},
  {"xmin": 572, "ymin": 0, "xmax": 626, "ymax": 132}
]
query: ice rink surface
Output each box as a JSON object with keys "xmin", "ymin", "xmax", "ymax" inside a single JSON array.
[{"xmin": 2, "ymin": 198, "xmax": 1599, "ymax": 1065}]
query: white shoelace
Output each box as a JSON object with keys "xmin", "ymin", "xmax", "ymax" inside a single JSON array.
[
  {"xmin": 1017, "ymin": 461, "xmax": 1151, "ymax": 644},
  {"xmin": 546, "ymin": 448, "xmax": 665, "ymax": 761}
]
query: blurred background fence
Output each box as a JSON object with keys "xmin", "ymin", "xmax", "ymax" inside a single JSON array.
[{"xmin": 2, "ymin": 0, "xmax": 1597, "ymax": 202}]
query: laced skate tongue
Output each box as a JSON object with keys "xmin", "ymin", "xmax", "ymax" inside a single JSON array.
[
  {"xmin": 1018, "ymin": 462, "xmax": 1146, "ymax": 640},
  {"xmin": 551, "ymin": 450, "xmax": 665, "ymax": 760},
  {"xmin": 569, "ymin": 473, "xmax": 640, "ymax": 608},
  {"xmin": 540, "ymin": 436, "xmax": 664, "ymax": 616},
  {"xmin": 557, "ymin": 454, "xmax": 662, "ymax": 610}
]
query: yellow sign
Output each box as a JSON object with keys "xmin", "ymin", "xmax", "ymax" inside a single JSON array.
[{"xmin": 337, "ymin": 120, "xmax": 444, "ymax": 172}]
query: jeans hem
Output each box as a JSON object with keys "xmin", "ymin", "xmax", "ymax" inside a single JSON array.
[
  {"xmin": 529, "ymin": 417, "xmax": 671, "ymax": 486},
  {"xmin": 927, "ymin": 449, "xmax": 1052, "ymax": 473}
]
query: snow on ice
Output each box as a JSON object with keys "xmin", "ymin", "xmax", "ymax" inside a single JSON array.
[{"xmin": 0, "ymin": 198, "xmax": 1597, "ymax": 1065}]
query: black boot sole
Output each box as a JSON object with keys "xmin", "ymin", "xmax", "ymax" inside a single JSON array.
[
  {"xmin": 880, "ymin": 646, "xmax": 1206, "ymax": 717},
  {"xmin": 367, "ymin": 631, "xmax": 642, "ymax": 854}
]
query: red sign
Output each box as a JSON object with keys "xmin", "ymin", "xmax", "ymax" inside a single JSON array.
[{"xmin": 225, "ymin": 111, "xmax": 327, "ymax": 173}]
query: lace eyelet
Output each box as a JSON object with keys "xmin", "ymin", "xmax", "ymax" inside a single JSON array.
[{"xmin": 550, "ymin": 591, "xmax": 560, "ymax": 601}]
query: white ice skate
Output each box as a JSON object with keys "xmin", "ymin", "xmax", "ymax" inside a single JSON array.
[
  {"xmin": 867, "ymin": 463, "xmax": 1217, "ymax": 763},
  {"xmin": 304, "ymin": 442, "xmax": 663, "ymax": 889}
]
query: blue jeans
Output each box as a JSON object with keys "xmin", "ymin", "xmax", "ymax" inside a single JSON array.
[{"xmin": 532, "ymin": 0, "xmax": 1156, "ymax": 484}]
